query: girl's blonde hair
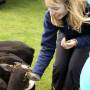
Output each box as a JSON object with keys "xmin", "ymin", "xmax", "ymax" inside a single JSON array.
[{"xmin": 45, "ymin": 0, "xmax": 90, "ymax": 32}]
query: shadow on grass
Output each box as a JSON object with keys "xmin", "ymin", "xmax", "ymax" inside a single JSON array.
[{"xmin": 0, "ymin": 0, "xmax": 44, "ymax": 11}]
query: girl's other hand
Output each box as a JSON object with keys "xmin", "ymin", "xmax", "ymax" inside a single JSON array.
[{"xmin": 61, "ymin": 37, "xmax": 77, "ymax": 49}]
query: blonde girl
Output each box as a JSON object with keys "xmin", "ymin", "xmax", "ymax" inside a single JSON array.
[{"xmin": 31, "ymin": 0, "xmax": 90, "ymax": 90}]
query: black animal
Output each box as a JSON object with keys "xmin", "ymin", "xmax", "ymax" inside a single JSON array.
[{"xmin": 0, "ymin": 41, "xmax": 35, "ymax": 90}]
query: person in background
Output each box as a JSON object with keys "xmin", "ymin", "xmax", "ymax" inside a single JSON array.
[{"xmin": 30, "ymin": 0, "xmax": 90, "ymax": 90}]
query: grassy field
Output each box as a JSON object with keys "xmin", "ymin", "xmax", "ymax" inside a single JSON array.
[{"xmin": 0, "ymin": 0, "xmax": 55, "ymax": 90}]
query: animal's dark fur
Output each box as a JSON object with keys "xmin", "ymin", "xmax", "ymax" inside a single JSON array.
[{"xmin": 0, "ymin": 41, "xmax": 35, "ymax": 90}]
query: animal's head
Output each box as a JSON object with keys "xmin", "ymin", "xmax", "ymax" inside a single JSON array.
[{"xmin": 0, "ymin": 62, "xmax": 35, "ymax": 90}]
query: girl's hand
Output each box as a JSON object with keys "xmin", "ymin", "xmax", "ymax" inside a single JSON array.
[{"xmin": 61, "ymin": 37, "xmax": 77, "ymax": 49}]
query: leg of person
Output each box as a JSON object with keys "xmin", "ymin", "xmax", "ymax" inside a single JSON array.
[
  {"xmin": 62, "ymin": 46, "xmax": 90, "ymax": 90},
  {"xmin": 52, "ymin": 45, "xmax": 74, "ymax": 90},
  {"xmin": 80, "ymin": 56, "xmax": 90, "ymax": 90}
]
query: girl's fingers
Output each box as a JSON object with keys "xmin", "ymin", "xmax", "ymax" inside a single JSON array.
[{"xmin": 61, "ymin": 37, "xmax": 66, "ymax": 46}]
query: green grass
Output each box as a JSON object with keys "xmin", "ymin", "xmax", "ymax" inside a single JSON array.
[{"xmin": 0, "ymin": 0, "xmax": 55, "ymax": 90}]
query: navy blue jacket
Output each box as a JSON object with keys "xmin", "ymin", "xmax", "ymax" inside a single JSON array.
[{"xmin": 33, "ymin": 9, "xmax": 90, "ymax": 77}]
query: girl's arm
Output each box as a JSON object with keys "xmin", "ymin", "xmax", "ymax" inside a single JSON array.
[
  {"xmin": 32, "ymin": 11, "xmax": 58, "ymax": 77},
  {"xmin": 76, "ymin": 35, "xmax": 90, "ymax": 48},
  {"xmin": 76, "ymin": 23, "xmax": 90, "ymax": 48}
]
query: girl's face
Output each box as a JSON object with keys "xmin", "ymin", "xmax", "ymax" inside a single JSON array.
[{"xmin": 47, "ymin": 1, "xmax": 68, "ymax": 20}]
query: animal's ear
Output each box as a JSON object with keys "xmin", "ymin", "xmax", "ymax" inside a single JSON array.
[
  {"xmin": 25, "ymin": 72, "xmax": 40, "ymax": 81},
  {"xmin": 0, "ymin": 64, "xmax": 13, "ymax": 72},
  {"xmin": 28, "ymin": 67, "xmax": 32, "ymax": 72}
]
